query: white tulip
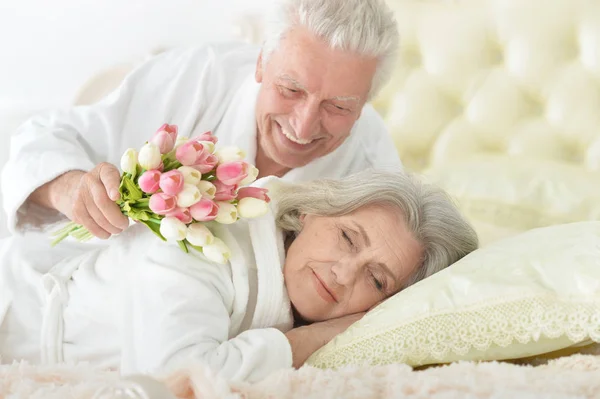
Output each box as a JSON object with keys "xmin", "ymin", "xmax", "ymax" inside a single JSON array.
[
  {"xmin": 198, "ymin": 141, "xmax": 215, "ymax": 153},
  {"xmin": 174, "ymin": 136, "xmax": 189, "ymax": 149},
  {"xmin": 215, "ymin": 202, "xmax": 238, "ymax": 224},
  {"xmin": 138, "ymin": 142, "xmax": 162, "ymax": 170},
  {"xmin": 214, "ymin": 146, "xmax": 246, "ymax": 163},
  {"xmin": 186, "ymin": 223, "xmax": 215, "ymax": 247},
  {"xmin": 159, "ymin": 217, "xmax": 187, "ymax": 241},
  {"xmin": 239, "ymin": 165, "xmax": 259, "ymax": 186},
  {"xmin": 237, "ymin": 197, "xmax": 269, "ymax": 218},
  {"xmin": 203, "ymin": 237, "xmax": 231, "ymax": 264},
  {"xmin": 120, "ymin": 148, "xmax": 138, "ymax": 175},
  {"xmin": 178, "ymin": 166, "xmax": 202, "ymax": 185},
  {"xmin": 196, "ymin": 180, "xmax": 217, "ymax": 199},
  {"xmin": 176, "ymin": 184, "xmax": 202, "ymax": 208}
]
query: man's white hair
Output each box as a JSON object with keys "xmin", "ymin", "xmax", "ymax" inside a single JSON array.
[{"xmin": 261, "ymin": 0, "xmax": 400, "ymax": 100}]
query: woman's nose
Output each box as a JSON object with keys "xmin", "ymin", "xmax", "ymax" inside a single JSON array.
[{"xmin": 331, "ymin": 259, "xmax": 361, "ymax": 286}]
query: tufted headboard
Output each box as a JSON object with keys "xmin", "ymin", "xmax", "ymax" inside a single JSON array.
[{"xmin": 375, "ymin": 0, "xmax": 600, "ymax": 173}]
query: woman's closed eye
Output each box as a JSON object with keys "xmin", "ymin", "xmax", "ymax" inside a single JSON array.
[
  {"xmin": 340, "ymin": 229, "xmax": 386, "ymax": 293},
  {"xmin": 341, "ymin": 229, "xmax": 354, "ymax": 247},
  {"xmin": 369, "ymin": 270, "xmax": 385, "ymax": 292}
]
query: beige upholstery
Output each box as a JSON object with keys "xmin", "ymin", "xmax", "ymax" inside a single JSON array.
[{"xmin": 376, "ymin": 0, "xmax": 600, "ymax": 173}]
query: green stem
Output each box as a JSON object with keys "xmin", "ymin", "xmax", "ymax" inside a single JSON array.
[
  {"xmin": 186, "ymin": 241, "xmax": 204, "ymax": 253},
  {"xmin": 178, "ymin": 240, "xmax": 189, "ymax": 253}
]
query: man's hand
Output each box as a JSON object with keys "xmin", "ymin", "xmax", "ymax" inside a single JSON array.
[
  {"xmin": 285, "ymin": 312, "xmax": 365, "ymax": 368},
  {"xmin": 30, "ymin": 163, "xmax": 129, "ymax": 239}
]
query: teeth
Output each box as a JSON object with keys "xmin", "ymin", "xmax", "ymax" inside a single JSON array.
[{"xmin": 281, "ymin": 126, "xmax": 313, "ymax": 145}]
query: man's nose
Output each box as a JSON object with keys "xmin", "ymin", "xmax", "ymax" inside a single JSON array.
[{"xmin": 291, "ymin": 100, "xmax": 321, "ymax": 140}]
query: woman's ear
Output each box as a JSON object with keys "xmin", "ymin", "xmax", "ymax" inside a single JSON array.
[{"xmin": 299, "ymin": 213, "xmax": 306, "ymax": 224}]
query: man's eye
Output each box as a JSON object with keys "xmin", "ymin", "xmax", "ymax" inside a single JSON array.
[
  {"xmin": 328, "ymin": 103, "xmax": 350, "ymax": 113},
  {"xmin": 280, "ymin": 86, "xmax": 298, "ymax": 93}
]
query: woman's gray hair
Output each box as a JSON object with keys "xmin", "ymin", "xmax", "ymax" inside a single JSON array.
[
  {"xmin": 274, "ymin": 169, "xmax": 479, "ymax": 289},
  {"xmin": 261, "ymin": 0, "xmax": 400, "ymax": 100}
]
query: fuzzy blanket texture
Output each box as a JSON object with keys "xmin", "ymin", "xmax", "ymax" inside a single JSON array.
[{"xmin": 2, "ymin": 352, "xmax": 600, "ymax": 399}]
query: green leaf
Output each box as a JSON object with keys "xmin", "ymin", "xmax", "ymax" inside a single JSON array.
[
  {"xmin": 125, "ymin": 176, "xmax": 143, "ymax": 201},
  {"xmin": 119, "ymin": 176, "xmax": 133, "ymax": 202},
  {"xmin": 178, "ymin": 240, "xmax": 189, "ymax": 253},
  {"xmin": 129, "ymin": 208, "xmax": 155, "ymax": 221},
  {"xmin": 134, "ymin": 164, "xmax": 143, "ymax": 180},
  {"xmin": 138, "ymin": 220, "xmax": 167, "ymax": 241}
]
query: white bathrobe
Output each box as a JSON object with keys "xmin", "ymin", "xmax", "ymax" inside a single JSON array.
[
  {"xmin": 0, "ymin": 190, "xmax": 294, "ymax": 383},
  {"xmin": 1, "ymin": 42, "xmax": 402, "ymax": 235}
]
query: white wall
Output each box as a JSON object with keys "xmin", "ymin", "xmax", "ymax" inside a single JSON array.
[
  {"xmin": 0, "ymin": 0, "xmax": 269, "ymax": 237},
  {"xmin": 0, "ymin": 0, "xmax": 269, "ymax": 109}
]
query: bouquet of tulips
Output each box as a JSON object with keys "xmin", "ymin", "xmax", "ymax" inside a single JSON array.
[{"xmin": 51, "ymin": 124, "xmax": 270, "ymax": 263}]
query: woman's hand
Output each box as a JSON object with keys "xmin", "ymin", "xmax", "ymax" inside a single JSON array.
[{"xmin": 285, "ymin": 312, "xmax": 365, "ymax": 368}]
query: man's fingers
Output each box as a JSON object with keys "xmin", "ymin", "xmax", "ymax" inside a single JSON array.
[
  {"xmin": 89, "ymin": 184, "xmax": 127, "ymax": 234},
  {"xmin": 74, "ymin": 202, "xmax": 111, "ymax": 239},
  {"xmin": 91, "ymin": 182, "xmax": 129, "ymax": 231},
  {"xmin": 98, "ymin": 163, "xmax": 122, "ymax": 201},
  {"xmin": 87, "ymin": 201, "xmax": 121, "ymax": 236}
]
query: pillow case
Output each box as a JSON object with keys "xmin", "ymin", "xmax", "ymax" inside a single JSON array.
[
  {"xmin": 306, "ymin": 221, "xmax": 600, "ymax": 369},
  {"xmin": 422, "ymin": 156, "xmax": 600, "ymax": 246}
]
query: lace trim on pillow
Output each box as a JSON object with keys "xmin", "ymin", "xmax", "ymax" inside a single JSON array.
[{"xmin": 308, "ymin": 296, "xmax": 600, "ymax": 369}]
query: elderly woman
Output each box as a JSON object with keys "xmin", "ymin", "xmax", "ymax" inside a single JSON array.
[{"xmin": 0, "ymin": 170, "xmax": 478, "ymax": 383}]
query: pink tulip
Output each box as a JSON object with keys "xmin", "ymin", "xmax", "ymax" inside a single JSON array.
[
  {"xmin": 150, "ymin": 129, "xmax": 177, "ymax": 154},
  {"xmin": 196, "ymin": 131, "xmax": 218, "ymax": 144},
  {"xmin": 138, "ymin": 170, "xmax": 162, "ymax": 193},
  {"xmin": 216, "ymin": 161, "xmax": 249, "ymax": 186},
  {"xmin": 176, "ymin": 141, "xmax": 210, "ymax": 166},
  {"xmin": 213, "ymin": 180, "xmax": 238, "ymax": 201},
  {"xmin": 157, "ymin": 123, "xmax": 178, "ymax": 135},
  {"xmin": 192, "ymin": 154, "xmax": 219, "ymax": 174},
  {"xmin": 149, "ymin": 193, "xmax": 177, "ymax": 215},
  {"xmin": 189, "ymin": 198, "xmax": 219, "ymax": 222},
  {"xmin": 237, "ymin": 187, "xmax": 271, "ymax": 203},
  {"xmin": 159, "ymin": 170, "xmax": 185, "ymax": 196},
  {"xmin": 167, "ymin": 207, "xmax": 193, "ymax": 224}
]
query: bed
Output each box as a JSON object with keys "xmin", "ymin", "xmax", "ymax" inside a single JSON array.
[{"xmin": 2, "ymin": 0, "xmax": 600, "ymax": 397}]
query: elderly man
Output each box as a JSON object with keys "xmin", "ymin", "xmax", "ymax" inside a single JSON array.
[{"xmin": 1, "ymin": 0, "xmax": 401, "ymax": 239}]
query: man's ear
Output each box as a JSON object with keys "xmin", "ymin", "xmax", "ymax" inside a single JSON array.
[{"xmin": 255, "ymin": 51, "xmax": 264, "ymax": 83}]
